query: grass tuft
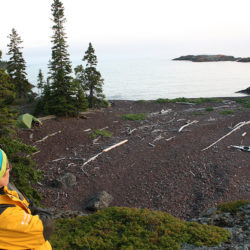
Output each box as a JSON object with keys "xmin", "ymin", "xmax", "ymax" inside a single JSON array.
[
  {"xmin": 205, "ymin": 107, "xmax": 214, "ymax": 111},
  {"xmin": 220, "ymin": 110, "xmax": 234, "ymax": 115},
  {"xmin": 122, "ymin": 113, "xmax": 148, "ymax": 121},
  {"xmin": 89, "ymin": 129, "xmax": 113, "ymax": 139},
  {"xmin": 235, "ymin": 97, "xmax": 250, "ymax": 108}
]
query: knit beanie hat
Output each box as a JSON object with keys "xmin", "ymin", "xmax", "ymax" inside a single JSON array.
[{"xmin": 0, "ymin": 149, "xmax": 7, "ymax": 179}]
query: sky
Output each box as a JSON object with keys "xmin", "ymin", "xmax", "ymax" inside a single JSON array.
[{"xmin": 1, "ymin": 0, "xmax": 250, "ymax": 61}]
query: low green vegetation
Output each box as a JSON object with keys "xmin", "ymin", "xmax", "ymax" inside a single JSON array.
[
  {"xmin": 217, "ymin": 200, "xmax": 250, "ymax": 213},
  {"xmin": 122, "ymin": 113, "xmax": 148, "ymax": 121},
  {"xmin": 155, "ymin": 97, "xmax": 223, "ymax": 104},
  {"xmin": 193, "ymin": 112, "xmax": 204, "ymax": 116},
  {"xmin": 220, "ymin": 110, "xmax": 234, "ymax": 115},
  {"xmin": 205, "ymin": 107, "xmax": 214, "ymax": 111},
  {"xmin": 235, "ymin": 97, "xmax": 250, "ymax": 108},
  {"xmin": 89, "ymin": 129, "xmax": 113, "ymax": 139},
  {"xmin": 50, "ymin": 207, "xmax": 231, "ymax": 250},
  {"xmin": 136, "ymin": 100, "xmax": 147, "ymax": 103}
]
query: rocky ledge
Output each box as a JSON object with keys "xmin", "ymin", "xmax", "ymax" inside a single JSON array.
[
  {"xmin": 182, "ymin": 203, "xmax": 250, "ymax": 250},
  {"xmin": 173, "ymin": 55, "xmax": 250, "ymax": 62}
]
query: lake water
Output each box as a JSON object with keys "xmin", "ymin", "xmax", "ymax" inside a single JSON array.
[{"xmin": 27, "ymin": 55, "xmax": 250, "ymax": 100}]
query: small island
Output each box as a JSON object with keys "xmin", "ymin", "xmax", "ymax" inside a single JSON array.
[{"xmin": 173, "ymin": 54, "xmax": 250, "ymax": 62}]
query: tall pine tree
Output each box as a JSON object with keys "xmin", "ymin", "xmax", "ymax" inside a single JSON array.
[
  {"xmin": 7, "ymin": 28, "xmax": 31, "ymax": 99},
  {"xmin": 82, "ymin": 43, "xmax": 105, "ymax": 108},
  {"xmin": 37, "ymin": 69, "xmax": 45, "ymax": 95},
  {"xmin": 48, "ymin": 0, "xmax": 86, "ymax": 116}
]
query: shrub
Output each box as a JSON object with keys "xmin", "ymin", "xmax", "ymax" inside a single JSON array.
[
  {"xmin": 217, "ymin": 200, "xmax": 250, "ymax": 213},
  {"xmin": 122, "ymin": 113, "xmax": 148, "ymax": 121},
  {"xmin": 89, "ymin": 129, "xmax": 113, "ymax": 139},
  {"xmin": 50, "ymin": 207, "xmax": 231, "ymax": 250}
]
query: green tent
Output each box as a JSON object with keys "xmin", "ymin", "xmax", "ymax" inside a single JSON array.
[{"xmin": 17, "ymin": 113, "xmax": 42, "ymax": 129}]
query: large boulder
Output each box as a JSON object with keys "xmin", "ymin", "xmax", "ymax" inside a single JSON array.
[
  {"xmin": 53, "ymin": 173, "xmax": 77, "ymax": 189},
  {"xmin": 85, "ymin": 190, "xmax": 114, "ymax": 211}
]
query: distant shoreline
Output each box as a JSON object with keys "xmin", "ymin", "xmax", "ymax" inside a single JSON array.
[{"xmin": 173, "ymin": 54, "xmax": 250, "ymax": 62}]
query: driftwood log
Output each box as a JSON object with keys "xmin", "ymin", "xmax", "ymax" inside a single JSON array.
[{"xmin": 201, "ymin": 121, "xmax": 250, "ymax": 151}]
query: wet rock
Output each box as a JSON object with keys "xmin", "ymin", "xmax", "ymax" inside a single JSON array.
[
  {"xmin": 85, "ymin": 190, "xmax": 114, "ymax": 211},
  {"xmin": 53, "ymin": 173, "xmax": 77, "ymax": 189}
]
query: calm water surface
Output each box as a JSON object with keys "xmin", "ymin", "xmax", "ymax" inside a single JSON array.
[{"xmin": 27, "ymin": 55, "xmax": 250, "ymax": 100}]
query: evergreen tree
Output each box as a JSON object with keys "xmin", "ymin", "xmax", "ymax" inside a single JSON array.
[
  {"xmin": 0, "ymin": 50, "xmax": 16, "ymax": 136},
  {"xmin": 37, "ymin": 69, "xmax": 45, "ymax": 95},
  {"xmin": 82, "ymin": 43, "xmax": 105, "ymax": 108},
  {"xmin": 0, "ymin": 50, "xmax": 42, "ymax": 204},
  {"xmin": 48, "ymin": 0, "xmax": 86, "ymax": 116},
  {"xmin": 7, "ymin": 28, "xmax": 31, "ymax": 99}
]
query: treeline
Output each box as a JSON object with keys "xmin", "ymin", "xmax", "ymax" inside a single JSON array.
[
  {"xmin": 0, "ymin": 49, "xmax": 42, "ymax": 204},
  {"xmin": 0, "ymin": 0, "xmax": 106, "ymax": 203},
  {"xmin": 2, "ymin": 0, "xmax": 106, "ymax": 118}
]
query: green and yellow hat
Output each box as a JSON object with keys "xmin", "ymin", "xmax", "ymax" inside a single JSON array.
[{"xmin": 0, "ymin": 149, "xmax": 7, "ymax": 179}]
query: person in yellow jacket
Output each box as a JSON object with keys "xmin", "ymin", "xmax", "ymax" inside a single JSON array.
[{"xmin": 0, "ymin": 149, "xmax": 54, "ymax": 250}]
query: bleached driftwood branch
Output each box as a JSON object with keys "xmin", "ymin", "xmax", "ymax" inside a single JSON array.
[
  {"xmin": 128, "ymin": 128, "xmax": 137, "ymax": 135},
  {"xmin": 165, "ymin": 136, "xmax": 176, "ymax": 141},
  {"xmin": 201, "ymin": 121, "xmax": 250, "ymax": 151},
  {"xmin": 178, "ymin": 120, "xmax": 198, "ymax": 132},
  {"xmin": 81, "ymin": 152, "xmax": 103, "ymax": 168},
  {"xmin": 81, "ymin": 139, "xmax": 128, "ymax": 169},
  {"xmin": 35, "ymin": 130, "xmax": 61, "ymax": 143},
  {"xmin": 103, "ymin": 139, "xmax": 128, "ymax": 152},
  {"xmin": 153, "ymin": 135, "xmax": 164, "ymax": 142}
]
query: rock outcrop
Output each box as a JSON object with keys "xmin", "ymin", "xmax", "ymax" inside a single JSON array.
[{"xmin": 182, "ymin": 204, "xmax": 250, "ymax": 249}]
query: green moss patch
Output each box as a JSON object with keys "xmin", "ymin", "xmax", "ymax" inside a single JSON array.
[
  {"xmin": 89, "ymin": 129, "xmax": 113, "ymax": 139},
  {"xmin": 218, "ymin": 200, "xmax": 250, "ymax": 213},
  {"xmin": 122, "ymin": 113, "xmax": 148, "ymax": 121},
  {"xmin": 50, "ymin": 207, "xmax": 230, "ymax": 250}
]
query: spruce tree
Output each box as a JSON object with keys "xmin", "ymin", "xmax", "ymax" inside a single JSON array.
[
  {"xmin": 0, "ymin": 50, "xmax": 42, "ymax": 204},
  {"xmin": 48, "ymin": 0, "xmax": 86, "ymax": 116},
  {"xmin": 0, "ymin": 50, "xmax": 16, "ymax": 136},
  {"xmin": 82, "ymin": 43, "xmax": 105, "ymax": 108},
  {"xmin": 37, "ymin": 69, "xmax": 45, "ymax": 95},
  {"xmin": 7, "ymin": 28, "xmax": 31, "ymax": 99}
]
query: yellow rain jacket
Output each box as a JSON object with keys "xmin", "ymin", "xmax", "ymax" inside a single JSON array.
[{"xmin": 0, "ymin": 183, "xmax": 53, "ymax": 250}]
